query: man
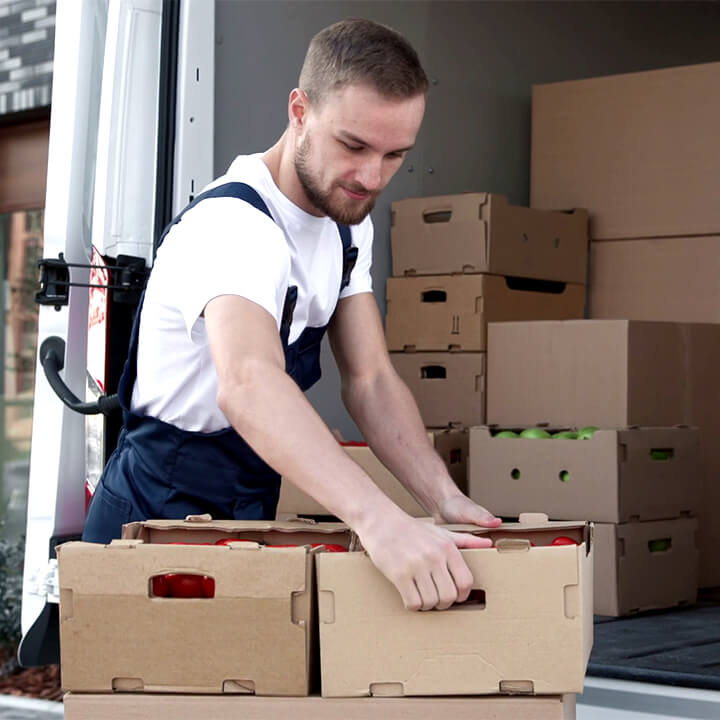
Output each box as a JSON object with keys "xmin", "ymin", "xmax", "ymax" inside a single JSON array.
[{"xmin": 84, "ymin": 18, "xmax": 501, "ymax": 611}]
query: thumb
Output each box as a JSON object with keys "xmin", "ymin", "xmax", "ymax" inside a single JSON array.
[
  {"xmin": 449, "ymin": 531, "xmax": 493, "ymax": 549},
  {"xmin": 458, "ymin": 502, "xmax": 502, "ymax": 528}
]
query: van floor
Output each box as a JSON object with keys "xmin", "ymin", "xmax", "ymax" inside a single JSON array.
[{"xmin": 588, "ymin": 588, "xmax": 720, "ymax": 691}]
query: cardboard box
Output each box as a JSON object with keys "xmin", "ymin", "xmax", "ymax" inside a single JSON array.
[
  {"xmin": 594, "ymin": 518, "xmax": 698, "ymax": 616},
  {"xmin": 276, "ymin": 431, "xmax": 468, "ymax": 519},
  {"xmin": 487, "ymin": 320, "xmax": 689, "ymax": 428},
  {"xmin": 63, "ymin": 691, "xmax": 577, "ymax": 720},
  {"xmin": 468, "ymin": 425, "xmax": 700, "ymax": 523},
  {"xmin": 590, "ymin": 235, "xmax": 720, "ymax": 323},
  {"xmin": 57, "ymin": 519, "xmax": 353, "ymax": 695},
  {"xmin": 531, "ymin": 61, "xmax": 720, "ymax": 239},
  {"xmin": 317, "ymin": 517, "xmax": 593, "ymax": 697},
  {"xmin": 391, "ymin": 193, "xmax": 588, "ymax": 284},
  {"xmin": 386, "ymin": 274, "xmax": 585, "ymax": 352},
  {"xmin": 390, "ymin": 352, "xmax": 485, "ymax": 427},
  {"xmin": 486, "ymin": 319, "xmax": 720, "ymax": 586}
]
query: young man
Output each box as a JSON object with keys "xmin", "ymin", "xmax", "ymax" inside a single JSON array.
[{"xmin": 84, "ymin": 18, "xmax": 501, "ymax": 611}]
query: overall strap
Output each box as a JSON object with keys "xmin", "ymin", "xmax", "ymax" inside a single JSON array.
[
  {"xmin": 157, "ymin": 182, "xmax": 272, "ymax": 248},
  {"xmin": 337, "ymin": 223, "xmax": 358, "ymax": 292},
  {"xmin": 119, "ymin": 182, "xmax": 297, "ymax": 419}
]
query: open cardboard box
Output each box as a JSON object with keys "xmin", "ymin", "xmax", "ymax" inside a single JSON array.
[
  {"xmin": 316, "ymin": 514, "xmax": 593, "ymax": 697},
  {"xmin": 594, "ymin": 517, "xmax": 698, "ymax": 616},
  {"xmin": 277, "ymin": 430, "xmax": 468, "ymax": 519},
  {"xmin": 386, "ymin": 274, "xmax": 585, "ymax": 352},
  {"xmin": 389, "ymin": 352, "xmax": 485, "ymax": 428},
  {"xmin": 63, "ymin": 691, "xmax": 577, "ymax": 720},
  {"xmin": 391, "ymin": 192, "xmax": 588, "ymax": 284},
  {"xmin": 57, "ymin": 518, "xmax": 354, "ymax": 696},
  {"xmin": 469, "ymin": 425, "xmax": 701, "ymax": 523}
]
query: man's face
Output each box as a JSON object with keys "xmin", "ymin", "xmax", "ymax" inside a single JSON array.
[{"xmin": 293, "ymin": 84, "xmax": 425, "ymax": 225}]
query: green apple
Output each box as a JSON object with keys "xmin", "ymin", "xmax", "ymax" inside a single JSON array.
[
  {"xmin": 553, "ymin": 431, "xmax": 579, "ymax": 440},
  {"xmin": 650, "ymin": 449, "xmax": 672, "ymax": 461},
  {"xmin": 577, "ymin": 426, "xmax": 599, "ymax": 440},
  {"xmin": 519, "ymin": 428, "xmax": 552, "ymax": 439},
  {"xmin": 648, "ymin": 538, "xmax": 671, "ymax": 553},
  {"xmin": 559, "ymin": 470, "xmax": 570, "ymax": 482},
  {"xmin": 495, "ymin": 430, "xmax": 519, "ymax": 439}
]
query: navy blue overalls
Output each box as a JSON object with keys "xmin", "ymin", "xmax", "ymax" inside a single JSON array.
[{"xmin": 82, "ymin": 182, "xmax": 357, "ymax": 543}]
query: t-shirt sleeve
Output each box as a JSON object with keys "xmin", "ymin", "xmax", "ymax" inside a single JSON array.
[
  {"xmin": 339, "ymin": 215, "xmax": 374, "ymax": 299},
  {"xmin": 161, "ymin": 196, "xmax": 291, "ymax": 342}
]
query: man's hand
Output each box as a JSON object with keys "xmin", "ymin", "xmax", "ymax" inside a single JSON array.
[
  {"xmin": 434, "ymin": 493, "xmax": 503, "ymax": 529},
  {"xmin": 358, "ymin": 514, "xmax": 494, "ymax": 611}
]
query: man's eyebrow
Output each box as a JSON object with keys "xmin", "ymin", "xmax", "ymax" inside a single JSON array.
[{"xmin": 339, "ymin": 130, "xmax": 414, "ymax": 154}]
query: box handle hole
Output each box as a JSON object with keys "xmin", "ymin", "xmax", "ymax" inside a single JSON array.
[
  {"xmin": 150, "ymin": 573, "xmax": 215, "ymax": 598},
  {"xmin": 650, "ymin": 448, "xmax": 674, "ymax": 461},
  {"xmin": 421, "ymin": 290, "xmax": 447, "ymax": 303},
  {"xmin": 422, "ymin": 209, "xmax": 452, "ymax": 224}
]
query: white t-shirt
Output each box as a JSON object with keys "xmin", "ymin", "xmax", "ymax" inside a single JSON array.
[{"xmin": 130, "ymin": 153, "xmax": 374, "ymax": 431}]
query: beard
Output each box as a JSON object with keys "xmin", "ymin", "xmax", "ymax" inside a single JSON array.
[{"xmin": 294, "ymin": 133, "xmax": 377, "ymax": 225}]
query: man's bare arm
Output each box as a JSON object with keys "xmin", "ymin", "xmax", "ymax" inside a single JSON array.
[{"xmin": 203, "ymin": 294, "xmax": 493, "ymax": 610}]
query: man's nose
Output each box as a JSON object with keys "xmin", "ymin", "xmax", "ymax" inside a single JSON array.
[{"xmin": 356, "ymin": 157, "xmax": 383, "ymax": 191}]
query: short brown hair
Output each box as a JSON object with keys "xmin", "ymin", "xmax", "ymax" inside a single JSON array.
[{"xmin": 299, "ymin": 18, "xmax": 428, "ymax": 105}]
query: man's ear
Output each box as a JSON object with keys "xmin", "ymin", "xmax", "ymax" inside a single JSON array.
[{"xmin": 288, "ymin": 88, "xmax": 310, "ymax": 131}]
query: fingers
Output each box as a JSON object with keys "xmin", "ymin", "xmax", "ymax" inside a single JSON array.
[
  {"xmin": 414, "ymin": 572, "xmax": 440, "ymax": 611},
  {"xmin": 450, "ymin": 530, "xmax": 493, "ymax": 549},
  {"xmin": 399, "ymin": 577, "xmax": 423, "ymax": 612},
  {"xmin": 466, "ymin": 503, "xmax": 502, "ymax": 528},
  {"xmin": 445, "ymin": 547, "xmax": 475, "ymax": 604}
]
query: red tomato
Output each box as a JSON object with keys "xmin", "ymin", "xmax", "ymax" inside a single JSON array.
[
  {"xmin": 551, "ymin": 536, "xmax": 579, "ymax": 546},
  {"xmin": 200, "ymin": 576, "xmax": 216, "ymax": 598},
  {"xmin": 152, "ymin": 575, "xmax": 168, "ymax": 597},
  {"xmin": 155, "ymin": 573, "xmax": 213, "ymax": 598},
  {"xmin": 214, "ymin": 537, "xmax": 254, "ymax": 546},
  {"xmin": 311, "ymin": 543, "xmax": 347, "ymax": 552}
]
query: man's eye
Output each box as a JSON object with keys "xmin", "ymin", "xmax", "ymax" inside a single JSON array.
[{"xmin": 342, "ymin": 141, "xmax": 363, "ymax": 152}]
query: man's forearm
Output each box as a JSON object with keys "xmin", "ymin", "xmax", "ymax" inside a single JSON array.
[
  {"xmin": 340, "ymin": 366, "xmax": 464, "ymax": 519},
  {"xmin": 217, "ymin": 361, "xmax": 407, "ymax": 531}
]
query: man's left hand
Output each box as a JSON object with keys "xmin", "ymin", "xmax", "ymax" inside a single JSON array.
[{"xmin": 435, "ymin": 494, "xmax": 503, "ymax": 528}]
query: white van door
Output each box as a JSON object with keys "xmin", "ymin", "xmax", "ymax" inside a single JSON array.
[{"xmin": 18, "ymin": 0, "xmax": 213, "ymax": 666}]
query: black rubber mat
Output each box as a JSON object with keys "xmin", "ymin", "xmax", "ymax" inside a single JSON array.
[{"xmin": 588, "ymin": 594, "xmax": 720, "ymax": 691}]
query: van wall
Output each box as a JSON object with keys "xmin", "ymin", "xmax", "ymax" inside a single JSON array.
[{"xmin": 214, "ymin": 0, "xmax": 720, "ymax": 440}]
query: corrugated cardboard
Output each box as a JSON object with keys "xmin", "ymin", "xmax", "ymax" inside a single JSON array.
[
  {"xmin": 468, "ymin": 425, "xmax": 700, "ymax": 523},
  {"xmin": 276, "ymin": 431, "xmax": 468, "ymax": 519},
  {"xmin": 531, "ymin": 61, "xmax": 720, "ymax": 239},
  {"xmin": 317, "ymin": 519, "xmax": 593, "ymax": 697},
  {"xmin": 486, "ymin": 319, "xmax": 720, "ymax": 587},
  {"xmin": 58, "ymin": 519, "xmax": 352, "ymax": 695},
  {"xmin": 391, "ymin": 193, "xmax": 588, "ymax": 283},
  {"xmin": 593, "ymin": 518, "xmax": 698, "ymax": 616},
  {"xmin": 63, "ymin": 691, "xmax": 577, "ymax": 720},
  {"xmin": 590, "ymin": 235, "xmax": 720, "ymax": 323},
  {"xmin": 386, "ymin": 274, "xmax": 585, "ymax": 351},
  {"xmin": 390, "ymin": 352, "xmax": 485, "ymax": 427}
]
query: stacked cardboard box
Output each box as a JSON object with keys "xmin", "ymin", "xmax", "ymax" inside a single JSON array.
[
  {"xmin": 530, "ymin": 61, "xmax": 720, "ymax": 588},
  {"xmin": 276, "ymin": 430, "xmax": 468, "ymax": 520},
  {"xmin": 479, "ymin": 319, "xmax": 720, "ymax": 612},
  {"xmin": 58, "ymin": 516, "xmax": 585, "ymax": 718},
  {"xmin": 469, "ymin": 423, "xmax": 700, "ymax": 615},
  {"xmin": 387, "ymin": 193, "xmax": 589, "ymax": 428}
]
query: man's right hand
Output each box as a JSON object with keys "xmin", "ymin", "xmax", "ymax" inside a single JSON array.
[{"xmin": 358, "ymin": 515, "xmax": 493, "ymax": 611}]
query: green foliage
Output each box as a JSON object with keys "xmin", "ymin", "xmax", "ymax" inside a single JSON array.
[{"xmin": 0, "ymin": 535, "xmax": 24, "ymax": 657}]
